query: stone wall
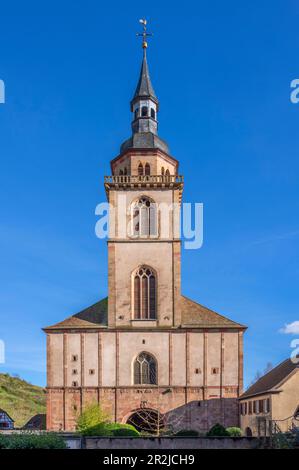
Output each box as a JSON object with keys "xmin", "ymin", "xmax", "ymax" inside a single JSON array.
[{"xmin": 84, "ymin": 436, "xmax": 263, "ymax": 449}]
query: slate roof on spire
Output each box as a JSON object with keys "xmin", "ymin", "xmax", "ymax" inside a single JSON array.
[{"xmin": 131, "ymin": 50, "xmax": 158, "ymax": 109}]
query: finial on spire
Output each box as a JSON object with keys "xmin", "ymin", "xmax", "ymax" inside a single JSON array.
[{"xmin": 137, "ymin": 18, "xmax": 153, "ymax": 49}]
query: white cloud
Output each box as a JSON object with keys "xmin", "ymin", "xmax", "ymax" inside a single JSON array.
[{"xmin": 280, "ymin": 321, "xmax": 299, "ymax": 335}]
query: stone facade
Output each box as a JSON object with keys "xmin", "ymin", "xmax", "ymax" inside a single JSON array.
[{"xmin": 44, "ymin": 46, "xmax": 246, "ymax": 432}]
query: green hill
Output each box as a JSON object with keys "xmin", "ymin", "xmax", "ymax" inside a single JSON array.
[{"xmin": 0, "ymin": 373, "xmax": 46, "ymax": 428}]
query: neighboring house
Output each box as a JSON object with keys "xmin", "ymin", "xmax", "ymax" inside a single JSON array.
[
  {"xmin": 23, "ymin": 414, "xmax": 46, "ymax": 430},
  {"xmin": 43, "ymin": 34, "xmax": 247, "ymax": 433},
  {"xmin": 0, "ymin": 409, "xmax": 14, "ymax": 430},
  {"xmin": 239, "ymin": 359, "xmax": 299, "ymax": 436}
]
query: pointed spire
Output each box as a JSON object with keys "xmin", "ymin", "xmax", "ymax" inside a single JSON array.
[{"xmin": 131, "ymin": 49, "xmax": 158, "ymax": 110}]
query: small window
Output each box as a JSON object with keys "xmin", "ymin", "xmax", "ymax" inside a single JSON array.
[
  {"xmin": 259, "ymin": 399, "xmax": 264, "ymax": 413},
  {"xmin": 72, "ymin": 355, "xmax": 78, "ymax": 362},
  {"xmin": 89, "ymin": 369, "xmax": 95, "ymax": 375},
  {"xmin": 211, "ymin": 367, "xmax": 219, "ymax": 375},
  {"xmin": 123, "ymin": 167, "xmax": 127, "ymax": 175},
  {"xmin": 119, "ymin": 169, "xmax": 123, "ymax": 176},
  {"xmin": 145, "ymin": 163, "xmax": 150, "ymax": 176},
  {"xmin": 138, "ymin": 163, "xmax": 143, "ymax": 176},
  {"xmin": 72, "ymin": 381, "xmax": 78, "ymax": 387},
  {"xmin": 150, "ymin": 108, "xmax": 156, "ymax": 119},
  {"xmin": 73, "ymin": 404, "xmax": 78, "ymax": 411},
  {"xmin": 134, "ymin": 108, "xmax": 139, "ymax": 119},
  {"xmin": 161, "ymin": 167, "xmax": 165, "ymax": 175},
  {"xmin": 248, "ymin": 401, "xmax": 253, "ymax": 415},
  {"xmin": 142, "ymin": 339, "xmax": 146, "ymax": 344},
  {"xmin": 165, "ymin": 169, "xmax": 170, "ymax": 177},
  {"xmin": 72, "ymin": 369, "xmax": 78, "ymax": 375},
  {"xmin": 141, "ymin": 106, "xmax": 148, "ymax": 117},
  {"xmin": 195, "ymin": 368, "xmax": 201, "ymax": 374},
  {"xmin": 253, "ymin": 400, "xmax": 259, "ymax": 414}
]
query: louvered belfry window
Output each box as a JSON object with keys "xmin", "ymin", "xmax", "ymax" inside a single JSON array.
[
  {"xmin": 132, "ymin": 197, "xmax": 157, "ymax": 237},
  {"xmin": 134, "ymin": 352, "xmax": 157, "ymax": 385},
  {"xmin": 133, "ymin": 267, "xmax": 156, "ymax": 319}
]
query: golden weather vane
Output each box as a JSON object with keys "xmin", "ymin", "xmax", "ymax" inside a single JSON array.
[{"xmin": 137, "ymin": 18, "xmax": 153, "ymax": 49}]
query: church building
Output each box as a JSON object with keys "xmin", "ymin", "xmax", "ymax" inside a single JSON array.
[{"xmin": 44, "ymin": 28, "xmax": 246, "ymax": 433}]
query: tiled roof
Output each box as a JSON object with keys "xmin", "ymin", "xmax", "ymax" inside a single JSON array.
[
  {"xmin": 43, "ymin": 297, "xmax": 108, "ymax": 330},
  {"xmin": 43, "ymin": 295, "xmax": 245, "ymax": 331},
  {"xmin": 180, "ymin": 295, "xmax": 246, "ymax": 329},
  {"xmin": 0, "ymin": 409, "xmax": 14, "ymax": 422},
  {"xmin": 241, "ymin": 358, "xmax": 299, "ymax": 399}
]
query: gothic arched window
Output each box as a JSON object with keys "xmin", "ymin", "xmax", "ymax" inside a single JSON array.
[
  {"xmin": 133, "ymin": 266, "xmax": 156, "ymax": 319},
  {"xmin": 150, "ymin": 108, "xmax": 156, "ymax": 119},
  {"xmin": 165, "ymin": 169, "xmax": 170, "ymax": 176},
  {"xmin": 161, "ymin": 167, "xmax": 165, "ymax": 176},
  {"xmin": 134, "ymin": 352, "xmax": 157, "ymax": 385},
  {"xmin": 145, "ymin": 163, "xmax": 150, "ymax": 176},
  {"xmin": 138, "ymin": 163, "xmax": 144, "ymax": 176},
  {"xmin": 132, "ymin": 197, "xmax": 157, "ymax": 237},
  {"xmin": 141, "ymin": 106, "xmax": 148, "ymax": 117}
]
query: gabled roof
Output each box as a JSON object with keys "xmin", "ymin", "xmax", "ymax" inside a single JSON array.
[
  {"xmin": 23, "ymin": 413, "xmax": 46, "ymax": 430},
  {"xmin": 241, "ymin": 358, "xmax": 299, "ymax": 399},
  {"xmin": 43, "ymin": 297, "xmax": 108, "ymax": 330},
  {"xmin": 0, "ymin": 409, "xmax": 14, "ymax": 422},
  {"xmin": 180, "ymin": 295, "xmax": 246, "ymax": 329},
  {"xmin": 43, "ymin": 295, "xmax": 245, "ymax": 331}
]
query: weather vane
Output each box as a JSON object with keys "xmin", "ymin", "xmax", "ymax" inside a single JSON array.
[{"xmin": 137, "ymin": 18, "xmax": 153, "ymax": 49}]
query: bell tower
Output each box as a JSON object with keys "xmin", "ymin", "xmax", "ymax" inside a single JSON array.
[{"xmin": 105, "ymin": 21, "xmax": 184, "ymax": 329}]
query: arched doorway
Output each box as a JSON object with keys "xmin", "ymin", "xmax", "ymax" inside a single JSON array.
[
  {"xmin": 127, "ymin": 408, "xmax": 164, "ymax": 434},
  {"xmin": 245, "ymin": 427, "xmax": 253, "ymax": 437}
]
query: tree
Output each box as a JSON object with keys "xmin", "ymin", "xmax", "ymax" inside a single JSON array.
[{"xmin": 76, "ymin": 403, "xmax": 110, "ymax": 433}]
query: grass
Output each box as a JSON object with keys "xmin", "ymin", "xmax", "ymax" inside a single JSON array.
[{"xmin": 0, "ymin": 373, "xmax": 46, "ymax": 428}]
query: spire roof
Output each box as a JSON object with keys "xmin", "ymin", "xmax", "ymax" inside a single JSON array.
[{"xmin": 131, "ymin": 50, "xmax": 158, "ymax": 109}]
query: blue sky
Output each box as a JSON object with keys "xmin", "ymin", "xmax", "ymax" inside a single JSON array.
[{"xmin": 0, "ymin": 0, "xmax": 299, "ymax": 387}]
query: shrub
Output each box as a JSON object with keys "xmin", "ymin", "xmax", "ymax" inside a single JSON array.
[
  {"xmin": 76, "ymin": 403, "xmax": 110, "ymax": 433},
  {"xmin": 174, "ymin": 429, "xmax": 199, "ymax": 437},
  {"xmin": 83, "ymin": 422, "xmax": 139, "ymax": 437},
  {"xmin": 112, "ymin": 425, "xmax": 140, "ymax": 437},
  {"xmin": 0, "ymin": 434, "xmax": 8, "ymax": 449},
  {"xmin": 0, "ymin": 432, "xmax": 66, "ymax": 449},
  {"xmin": 206, "ymin": 423, "xmax": 230, "ymax": 437},
  {"xmin": 226, "ymin": 427, "xmax": 243, "ymax": 437}
]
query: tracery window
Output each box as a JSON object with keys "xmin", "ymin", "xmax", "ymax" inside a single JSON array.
[
  {"xmin": 133, "ymin": 266, "xmax": 156, "ymax": 319},
  {"xmin": 134, "ymin": 352, "xmax": 157, "ymax": 385},
  {"xmin": 132, "ymin": 196, "xmax": 157, "ymax": 237}
]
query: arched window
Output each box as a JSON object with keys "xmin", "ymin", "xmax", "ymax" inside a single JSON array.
[
  {"xmin": 141, "ymin": 106, "xmax": 148, "ymax": 117},
  {"xmin": 134, "ymin": 108, "xmax": 139, "ymax": 119},
  {"xmin": 123, "ymin": 167, "xmax": 127, "ymax": 175},
  {"xmin": 138, "ymin": 163, "xmax": 144, "ymax": 176},
  {"xmin": 132, "ymin": 197, "xmax": 157, "ymax": 237},
  {"xmin": 134, "ymin": 352, "xmax": 157, "ymax": 384},
  {"xmin": 133, "ymin": 266, "xmax": 156, "ymax": 319},
  {"xmin": 119, "ymin": 169, "xmax": 123, "ymax": 175},
  {"xmin": 161, "ymin": 167, "xmax": 165, "ymax": 175},
  {"xmin": 165, "ymin": 169, "xmax": 170, "ymax": 176},
  {"xmin": 150, "ymin": 108, "xmax": 156, "ymax": 119},
  {"xmin": 145, "ymin": 163, "xmax": 150, "ymax": 175}
]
